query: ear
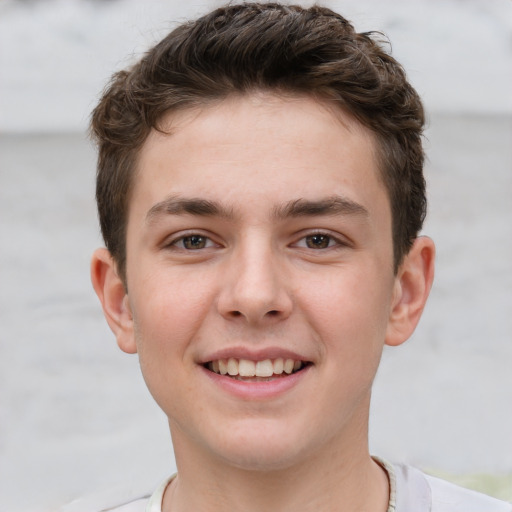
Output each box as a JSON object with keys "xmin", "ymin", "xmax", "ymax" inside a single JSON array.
[
  {"xmin": 90, "ymin": 248, "xmax": 137, "ymax": 354},
  {"xmin": 385, "ymin": 236, "xmax": 435, "ymax": 347}
]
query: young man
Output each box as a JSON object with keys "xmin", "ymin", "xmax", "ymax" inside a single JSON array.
[{"xmin": 89, "ymin": 3, "xmax": 511, "ymax": 511}]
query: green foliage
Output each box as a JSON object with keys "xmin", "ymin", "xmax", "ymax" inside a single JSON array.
[{"xmin": 427, "ymin": 470, "xmax": 512, "ymax": 502}]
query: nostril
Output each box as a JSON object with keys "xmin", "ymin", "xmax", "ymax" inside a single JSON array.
[{"xmin": 224, "ymin": 308, "xmax": 286, "ymax": 321}]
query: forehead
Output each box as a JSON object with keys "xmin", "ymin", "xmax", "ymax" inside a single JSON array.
[{"xmin": 131, "ymin": 93, "xmax": 387, "ymax": 221}]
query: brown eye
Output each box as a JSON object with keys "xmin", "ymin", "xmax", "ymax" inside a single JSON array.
[
  {"xmin": 305, "ymin": 234, "xmax": 332, "ymax": 249},
  {"xmin": 181, "ymin": 235, "xmax": 208, "ymax": 250}
]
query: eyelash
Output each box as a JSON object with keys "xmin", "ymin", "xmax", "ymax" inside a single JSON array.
[
  {"xmin": 166, "ymin": 231, "xmax": 347, "ymax": 251},
  {"xmin": 293, "ymin": 231, "xmax": 348, "ymax": 250},
  {"xmin": 168, "ymin": 233, "xmax": 219, "ymax": 251}
]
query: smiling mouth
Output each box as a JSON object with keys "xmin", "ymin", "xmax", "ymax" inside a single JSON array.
[{"xmin": 204, "ymin": 358, "xmax": 310, "ymax": 381}]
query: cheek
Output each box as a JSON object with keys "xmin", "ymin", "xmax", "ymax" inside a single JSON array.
[
  {"xmin": 299, "ymin": 265, "xmax": 393, "ymax": 356},
  {"xmin": 129, "ymin": 269, "xmax": 216, "ymax": 371},
  {"xmin": 130, "ymin": 279, "xmax": 210, "ymax": 415}
]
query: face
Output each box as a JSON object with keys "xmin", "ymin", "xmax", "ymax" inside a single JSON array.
[{"xmin": 114, "ymin": 94, "xmax": 403, "ymax": 470}]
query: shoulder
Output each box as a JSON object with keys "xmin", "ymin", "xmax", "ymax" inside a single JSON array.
[
  {"xmin": 59, "ymin": 475, "xmax": 173, "ymax": 512},
  {"xmin": 425, "ymin": 473, "xmax": 512, "ymax": 512},
  {"xmin": 391, "ymin": 461, "xmax": 511, "ymax": 512},
  {"xmin": 100, "ymin": 498, "xmax": 149, "ymax": 511},
  {"xmin": 58, "ymin": 491, "xmax": 150, "ymax": 512}
]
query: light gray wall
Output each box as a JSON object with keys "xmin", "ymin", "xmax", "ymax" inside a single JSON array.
[{"xmin": 1, "ymin": 0, "xmax": 511, "ymax": 132}]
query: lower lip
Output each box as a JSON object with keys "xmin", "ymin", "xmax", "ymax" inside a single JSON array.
[{"xmin": 201, "ymin": 365, "xmax": 311, "ymax": 400}]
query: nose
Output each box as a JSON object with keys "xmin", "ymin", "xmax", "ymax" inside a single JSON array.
[{"xmin": 216, "ymin": 238, "xmax": 293, "ymax": 326}]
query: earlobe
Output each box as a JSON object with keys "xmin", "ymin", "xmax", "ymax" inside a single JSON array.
[
  {"xmin": 385, "ymin": 236, "xmax": 435, "ymax": 347},
  {"xmin": 90, "ymin": 248, "xmax": 137, "ymax": 354}
]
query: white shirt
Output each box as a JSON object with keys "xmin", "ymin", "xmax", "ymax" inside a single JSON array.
[
  {"xmin": 61, "ymin": 461, "xmax": 512, "ymax": 512},
  {"xmin": 388, "ymin": 461, "xmax": 512, "ymax": 512}
]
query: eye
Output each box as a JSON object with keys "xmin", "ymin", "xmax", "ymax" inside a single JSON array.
[
  {"xmin": 294, "ymin": 232, "xmax": 344, "ymax": 250},
  {"xmin": 305, "ymin": 234, "xmax": 333, "ymax": 249},
  {"xmin": 171, "ymin": 234, "xmax": 216, "ymax": 250}
]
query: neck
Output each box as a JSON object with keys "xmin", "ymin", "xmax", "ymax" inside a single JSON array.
[{"xmin": 163, "ymin": 417, "xmax": 389, "ymax": 512}]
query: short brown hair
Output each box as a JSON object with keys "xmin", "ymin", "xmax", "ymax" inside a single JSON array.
[{"xmin": 90, "ymin": 2, "xmax": 426, "ymax": 282}]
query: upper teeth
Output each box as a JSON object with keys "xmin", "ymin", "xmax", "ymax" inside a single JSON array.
[{"xmin": 209, "ymin": 358, "xmax": 303, "ymax": 377}]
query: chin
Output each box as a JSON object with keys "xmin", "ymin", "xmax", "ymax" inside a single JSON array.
[
  {"xmin": 219, "ymin": 446, "xmax": 305, "ymax": 473},
  {"xmin": 208, "ymin": 420, "xmax": 317, "ymax": 472}
]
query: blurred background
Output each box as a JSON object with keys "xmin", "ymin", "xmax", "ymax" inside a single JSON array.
[{"xmin": 0, "ymin": 0, "xmax": 511, "ymax": 510}]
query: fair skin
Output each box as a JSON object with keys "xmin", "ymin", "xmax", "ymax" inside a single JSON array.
[{"xmin": 92, "ymin": 94, "xmax": 435, "ymax": 512}]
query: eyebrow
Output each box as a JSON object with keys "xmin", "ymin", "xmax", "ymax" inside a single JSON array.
[
  {"xmin": 145, "ymin": 194, "xmax": 368, "ymax": 224},
  {"xmin": 273, "ymin": 196, "xmax": 369, "ymax": 219},
  {"xmin": 146, "ymin": 196, "xmax": 234, "ymax": 223}
]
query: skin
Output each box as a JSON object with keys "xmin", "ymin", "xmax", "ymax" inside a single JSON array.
[{"xmin": 92, "ymin": 93, "xmax": 435, "ymax": 512}]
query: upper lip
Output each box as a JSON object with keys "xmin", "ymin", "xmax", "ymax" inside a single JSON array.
[{"xmin": 198, "ymin": 346, "xmax": 311, "ymax": 364}]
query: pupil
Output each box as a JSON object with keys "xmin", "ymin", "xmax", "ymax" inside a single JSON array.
[
  {"xmin": 184, "ymin": 236, "xmax": 205, "ymax": 249},
  {"xmin": 307, "ymin": 234, "xmax": 329, "ymax": 249}
]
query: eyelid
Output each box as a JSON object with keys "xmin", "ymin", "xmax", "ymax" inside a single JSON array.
[
  {"xmin": 163, "ymin": 230, "xmax": 222, "ymax": 250},
  {"xmin": 291, "ymin": 230, "xmax": 351, "ymax": 249}
]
